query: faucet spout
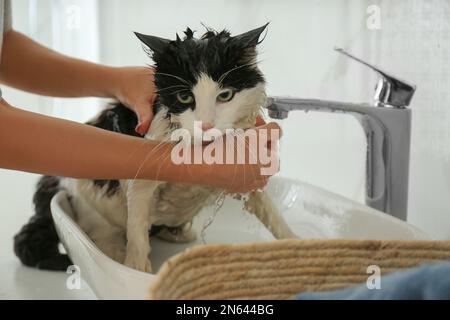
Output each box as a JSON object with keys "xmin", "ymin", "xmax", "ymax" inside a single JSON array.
[
  {"xmin": 265, "ymin": 97, "xmax": 411, "ymax": 220},
  {"xmin": 264, "ymin": 49, "xmax": 416, "ymax": 220}
]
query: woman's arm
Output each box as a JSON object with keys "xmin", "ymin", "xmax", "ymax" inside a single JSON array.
[
  {"xmin": 0, "ymin": 30, "xmax": 120, "ymax": 98},
  {"xmin": 0, "ymin": 30, "xmax": 155, "ymax": 134},
  {"xmin": 0, "ymin": 99, "xmax": 175, "ymax": 180},
  {"xmin": 0, "ymin": 100, "xmax": 276, "ymax": 193}
]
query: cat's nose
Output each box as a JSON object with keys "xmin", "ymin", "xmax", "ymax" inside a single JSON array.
[{"xmin": 201, "ymin": 122, "xmax": 214, "ymax": 131}]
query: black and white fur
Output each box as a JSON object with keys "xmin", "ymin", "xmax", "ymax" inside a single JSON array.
[{"xmin": 14, "ymin": 24, "xmax": 296, "ymax": 272}]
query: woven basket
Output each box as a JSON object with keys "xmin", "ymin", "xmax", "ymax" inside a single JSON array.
[{"xmin": 148, "ymin": 239, "xmax": 450, "ymax": 300}]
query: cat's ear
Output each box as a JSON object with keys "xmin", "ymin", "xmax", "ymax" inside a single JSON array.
[
  {"xmin": 134, "ymin": 32, "xmax": 171, "ymax": 54},
  {"xmin": 233, "ymin": 23, "xmax": 269, "ymax": 48}
]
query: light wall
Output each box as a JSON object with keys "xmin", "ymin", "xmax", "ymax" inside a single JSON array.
[
  {"xmin": 97, "ymin": 0, "xmax": 370, "ymax": 203},
  {"xmin": 97, "ymin": 0, "xmax": 450, "ymax": 238},
  {"xmin": 1, "ymin": 0, "xmax": 449, "ymax": 239}
]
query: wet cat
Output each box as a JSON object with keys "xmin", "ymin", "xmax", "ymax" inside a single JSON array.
[{"xmin": 14, "ymin": 24, "xmax": 296, "ymax": 272}]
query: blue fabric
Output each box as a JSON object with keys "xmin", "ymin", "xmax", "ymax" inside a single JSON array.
[{"xmin": 295, "ymin": 262, "xmax": 450, "ymax": 300}]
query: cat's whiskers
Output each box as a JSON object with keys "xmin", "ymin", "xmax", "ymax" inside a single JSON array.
[
  {"xmin": 131, "ymin": 139, "xmax": 171, "ymax": 182},
  {"xmin": 154, "ymin": 72, "xmax": 191, "ymax": 86},
  {"xmin": 131, "ymin": 141, "xmax": 167, "ymax": 182},
  {"xmin": 184, "ymin": 160, "xmax": 196, "ymax": 186},
  {"xmin": 229, "ymin": 136, "xmax": 239, "ymax": 192},
  {"xmin": 180, "ymin": 136, "xmax": 209, "ymax": 187},
  {"xmin": 125, "ymin": 140, "xmax": 153, "ymax": 171},
  {"xmin": 218, "ymin": 64, "xmax": 250, "ymax": 85},
  {"xmin": 168, "ymin": 88, "xmax": 191, "ymax": 96},
  {"xmin": 124, "ymin": 124, "xmax": 165, "ymax": 167},
  {"xmin": 218, "ymin": 60, "xmax": 261, "ymax": 85},
  {"xmin": 123, "ymin": 102, "xmax": 165, "ymax": 167},
  {"xmin": 154, "ymin": 144, "xmax": 178, "ymax": 181},
  {"xmin": 142, "ymin": 140, "xmax": 175, "ymax": 182},
  {"xmin": 139, "ymin": 38, "xmax": 265, "ymax": 188},
  {"xmin": 258, "ymin": 105, "xmax": 266, "ymax": 118},
  {"xmin": 156, "ymin": 84, "xmax": 189, "ymax": 93},
  {"xmin": 235, "ymin": 133, "xmax": 261, "ymax": 186}
]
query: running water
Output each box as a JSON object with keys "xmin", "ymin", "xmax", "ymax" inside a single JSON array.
[{"xmin": 200, "ymin": 192, "xmax": 226, "ymax": 243}]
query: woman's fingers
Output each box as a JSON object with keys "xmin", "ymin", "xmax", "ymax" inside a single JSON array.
[
  {"xmin": 135, "ymin": 101, "xmax": 154, "ymax": 135},
  {"xmin": 255, "ymin": 121, "xmax": 283, "ymax": 140},
  {"xmin": 255, "ymin": 115, "xmax": 266, "ymax": 126},
  {"xmin": 183, "ymin": 120, "xmax": 282, "ymax": 193},
  {"xmin": 251, "ymin": 121, "xmax": 281, "ymax": 151},
  {"xmin": 114, "ymin": 66, "xmax": 157, "ymax": 136}
]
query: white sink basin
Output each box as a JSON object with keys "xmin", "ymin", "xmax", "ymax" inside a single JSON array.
[{"xmin": 51, "ymin": 176, "xmax": 429, "ymax": 299}]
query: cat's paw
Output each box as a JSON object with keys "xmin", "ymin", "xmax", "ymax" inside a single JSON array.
[{"xmin": 124, "ymin": 253, "xmax": 152, "ymax": 273}]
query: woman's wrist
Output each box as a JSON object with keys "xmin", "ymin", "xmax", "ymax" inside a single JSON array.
[
  {"xmin": 107, "ymin": 66, "xmax": 155, "ymax": 99},
  {"xmin": 144, "ymin": 143, "xmax": 211, "ymax": 185},
  {"xmin": 97, "ymin": 66, "xmax": 124, "ymax": 99}
]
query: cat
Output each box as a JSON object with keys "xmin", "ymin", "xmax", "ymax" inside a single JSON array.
[{"xmin": 14, "ymin": 24, "xmax": 296, "ymax": 273}]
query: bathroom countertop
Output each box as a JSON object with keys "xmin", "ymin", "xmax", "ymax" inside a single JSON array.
[
  {"xmin": 0, "ymin": 170, "xmax": 96, "ymax": 300},
  {"xmin": 0, "ymin": 253, "xmax": 96, "ymax": 300}
]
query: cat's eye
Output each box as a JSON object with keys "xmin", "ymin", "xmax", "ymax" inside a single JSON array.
[
  {"xmin": 176, "ymin": 92, "xmax": 194, "ymax": 104},
  {"xmin": 217, "ymin": 89, "xmax": 235, "ymax": 103}
]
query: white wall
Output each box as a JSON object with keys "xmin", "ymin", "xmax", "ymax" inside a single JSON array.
[
  {"xmin": 374, "ymin": 0, "xmax": 450, "ymax": 239},
  {"xmin": 1, "ymin": 0, "xmax": 449, "ymax": 240},
  {"xmin": 97, "ymin": 0, "xmax": 450, "ymax": 239},
  {"xmin": 97, "ymin": 0, "xmax": 370, "ymax": 202},
  {"xmin": 2, "ymin": 0, "xmax": 102, "ymax": 120},
  {"xmin": 0, "ymin": 0, "xmax": 105, "ymax": 271}
]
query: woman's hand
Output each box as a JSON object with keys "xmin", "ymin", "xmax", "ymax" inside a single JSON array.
[
  {"xmin": 190, "ymin": 122, "xmax": 282, "ymax": 193},
  {"xmin": 112, "ymin": 66, "xmax": 157, "ymax": 136}
]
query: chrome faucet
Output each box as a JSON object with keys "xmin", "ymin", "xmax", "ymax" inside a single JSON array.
[{"xmin": 265, "ymin": 48, "xmax": 416, "ymax": 220}]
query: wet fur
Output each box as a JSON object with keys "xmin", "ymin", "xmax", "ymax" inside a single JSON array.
[{"xmin": 14, "ymin": 25, "xmax": 296, "ymax": 272}]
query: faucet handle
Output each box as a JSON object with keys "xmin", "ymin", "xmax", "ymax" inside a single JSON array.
[{"xmin": 334, "ymin": 47, "xmax": 417, "ymax": 108}]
